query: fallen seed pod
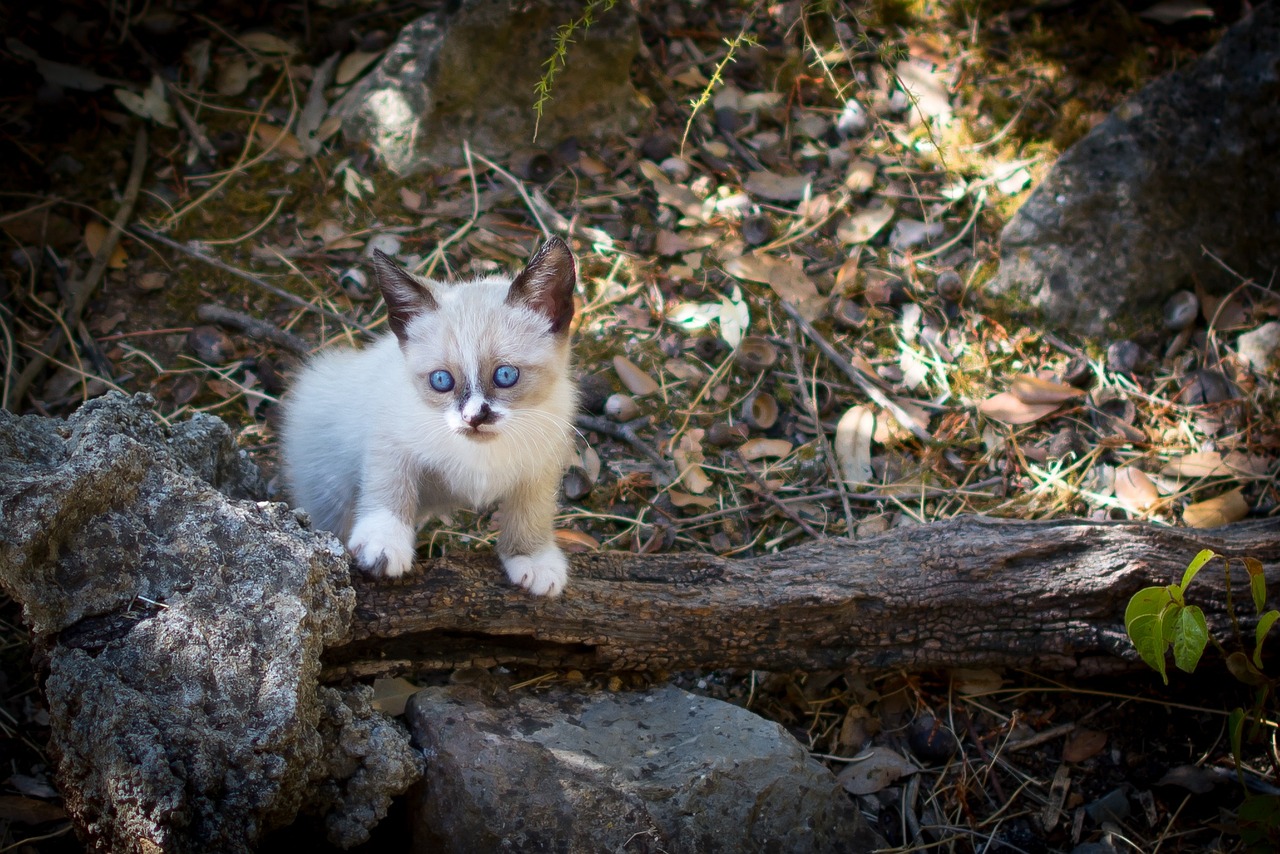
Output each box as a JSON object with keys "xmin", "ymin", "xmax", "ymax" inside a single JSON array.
[
  {"xmin": 736, "ymin": 336, "xmax": 777, "ymax": 372},
  {"xmin": 740, "ymin": 391, "xmax": 779, "ymax": 431}
]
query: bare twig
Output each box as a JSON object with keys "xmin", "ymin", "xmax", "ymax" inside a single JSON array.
[
  {"xmin": 196, "ymin": 304, "xmax": 312, "ymax": 356},
  {"xmin": 576, "ymin": 413, "xmax": 676, "ymax": 479},
  {"xmin": 786, "ymin": 327, "xmax": 856, "ymax": 534},
  {"xmin": 9, "ymin": 128, "xmax": 148, "ymax": 410},
  {"xmin": 732, "ymin": 449, "xmax": 823, "ymax": 540},
  {"xmin": 131, "ymin": 226, "xmax": 374, "ymax": 337}
]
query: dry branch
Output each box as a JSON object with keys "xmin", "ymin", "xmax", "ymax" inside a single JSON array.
[{"xmin": 324, "ymin": 516, "xmax": 1280, "ymax": 681}]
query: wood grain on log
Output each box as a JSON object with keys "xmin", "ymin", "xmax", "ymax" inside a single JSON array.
[{"xmin": 323, "ymin": 517, "xmax": 1280, "ymax": 681}]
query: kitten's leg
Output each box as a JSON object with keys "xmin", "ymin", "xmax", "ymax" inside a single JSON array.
[
  {"xmin": 347, "ymin": 449, "xmax": 420, "ymax": 578},
  {"xmin": 497, "ymin": 480, "xmax": 567, "ymax": 597}
]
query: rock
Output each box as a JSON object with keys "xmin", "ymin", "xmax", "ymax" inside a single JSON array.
[
  {"xmin": 333, "ymin": 0, "xmax": 642, "ymax": 173},
  {"xmin": 0, "ymin": 393, "xmax": 420, "ymax": 852},
  {"xmin": 987, "ymin": 3, "xmax": 1280, "ymax": 336},
  {"xmin": 1237, "ymin": 321, "xmax": 1280, "ymax": 372},
  {"xmin": 406, "ymin": 683, "xmax": 882, "ymax": 853}
]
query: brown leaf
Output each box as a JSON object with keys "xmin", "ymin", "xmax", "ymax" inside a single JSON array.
[
  {"xmin": 1115, "ymin": 466, "xmax": 1159, "ymax": 514},
  {"xmin": 0, "ymin": 795, "xmax": 66, "ymax": 825},
  {"xmin": 555, "ymin": 529, "xmax": 602, "ymax": 552},
  {"xmin": 84, "ymin": 220, "xmax": 127, "ymax": 269},
  {"xmin": 836, "ymin": 204, "xmax": 894, "ymax": 244},
  {"xmin": 1062, "ymin": 728, "xmax": 1107, "ymax": 763},
  {"xmin": 836, "ymin": 747, "xmax": 918, "ymax": 795},
  {"xmin": 739, "ymin": 438, "xmax": 793, "ymax": 460},
  {"xmin": 255, "ymin": 124, "xmax": 306, "ymax": 159},
  {"xmin": 1009, "ymin": 376, "xmax": 1087, "ymax": 405},
  {"xmin": 977, "ymin": 391, "xmax": 1061, "ymax": 425},
  {"xmin": 370, "ymin": 677, "xmax": 419, "ymax": 716},
  {"xmin": 1160, "ymin": 452, "xmax": 1231, "ymax": 478},
  {"xmin": 672, "ymin": 429, "xmax": 712, "ymax": 494},
  {"xmin": 723, "ymin": 252, "xmax": 821, "ymax": 311},
  {"xmin": 834, "ymin": 405, "xmax": 875, "ymax": 485},
  {"xmin": 744, "ymin": 170, "xmax": 812, "ymax": 202},
  {"xmin": 336, "ymin": 50, "xmax": 382, "ymax": 85},
  {"xmin": 668, "ymin": 490, "xmax": 717, "ymax": 508},
  {"xmin": 1183, "ymin": 488, "xmax": 1249, "ymax": 528},
  {"xmin": 613, "ymin": 356, "xmax": 659, "ymax": 396}
]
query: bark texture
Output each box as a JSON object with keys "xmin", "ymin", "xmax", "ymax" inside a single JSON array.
[{"xmin": 326, "ymin": 517, "xmax": 1280, "ymax": 680}]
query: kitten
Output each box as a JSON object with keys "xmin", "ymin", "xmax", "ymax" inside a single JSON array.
[{"xmin": 280, "ymin": 238, "xmax": 578, "ymax": 596}]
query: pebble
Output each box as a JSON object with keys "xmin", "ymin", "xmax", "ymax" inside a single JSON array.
[
  {"xmin": 908, "ymin": 714, "xmax": 960, "ymax": 763},
  {"xmin": 741, "ymin": 215, "xmax": 772, "ymax": 247},
  {"xmin": 604, "ymin": 393, "xmax": 640, "ymax": 421},
  {"xmin": 1237, "ymin": 321, "xmax": 1280, "ymax": 372},
  {"xmin": 1179, "ymin": 369, "xmax": 1234, "ymax": 405},
  {"xmin": 1162, "ymin": 290, "xmax": 1199, "ymax": 331},
  {"xmin": 705, "ymin": 422, "xmax": 748, "ymax": 447},
  {"xmin": 612, "ymin": 356, "xmax": 660, "ymax": 396},
  {"xmin": 1105, "ymin": 339, "xmax": 1142, "ymax": 375},
  {"xmin": 934, "ymin": 269, "xmax": 963, "ymax": 302},
  {"xmin": 186, "ymin": 325, "xmax": 236, "ymax": 364}
]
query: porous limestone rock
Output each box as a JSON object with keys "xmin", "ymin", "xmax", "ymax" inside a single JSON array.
[
  {"xmin": 333, "ymin": 0, "xmax": 642, "ymax": 173},
  {"xmin": 0, "ymin": 393, "xmax": 421, "ymax": 852},
  {"xmin": 406, "ymin": 683, "xmax": 882, "ymax": 853},
  {"xmin": 987, "ymin": 3, "xmax": 1280, "ymax": 336}
]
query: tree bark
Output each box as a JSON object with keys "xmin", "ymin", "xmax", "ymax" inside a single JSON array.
[{"xmin": 324, "ymin": 516, "xmax": 1280, "ymax": 681}]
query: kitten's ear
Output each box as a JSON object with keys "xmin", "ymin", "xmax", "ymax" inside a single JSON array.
[
  {"xmin": 506, "ymin": 236, "xmax": 576, "ymax": 335},
  {"xmin": 372, "ymin": 249, "xmax": 437, "ymax": 343}
]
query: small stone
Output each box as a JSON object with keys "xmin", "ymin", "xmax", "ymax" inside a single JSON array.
[
  {"xmin": 714, "ymin": 107, "xmax": 741, "ymax": 134},
  {"xmin": 604, "ymin": 393, "xmax": 640, "ymax": 422},
  {"xmin": 641, "ymin": 133, "xmax": 674, "ymax": 162},
  {"xmin": 510, "ymin": 150, "xmax": 555, "ymax": 183},
  {"xmin": 1237, "ymin": 321, "xmax": 1280, "ymax": 372},
  {"xmin": 1085, "ymin": 786, "xmax": 1132, "ymax": 825},
  {"xmin": 908, "ymin": 714, "xmax": 960, "ymax": 763},
  {"xmin": 709, "ymin": 532, "xmax": 733, "ymax": 553},
  {"xmin": 1105, "ymin": 339, "xmax": 1142, "ymax": 375},
  {"xmin": 741, "ymin": 215, "xmax": 772, "ymax": 247},
  {"xmin": 561, "ymin": 467, "xmax": 593, "ymax": 501},
  {"xmin": 577, "ymin": 373, "xmax": 611, "ymax": 415},
  {"xmin": 612, "ymin": 355, "xmax": 659, "ymax": 396},
  {"xmin": 705, "ymin": 422, "xmax": 748, "ymax": 447},
  {"xmin": 658, "ymin": 156, "xmax": 691, "ymax": 182},
  {"xmin": 1178, "ymin": 369, "xmax": 1234, "ymax": 405},
  {"xmin": 1047, "ymin": 429, "xmax": 1088, "ymax": 461},
  {"xmin": 137, "ymin": 271, "xmax": 168, "ymax": 292},
  {"xmin": 187, "ymin": 325, "xmax": 236, "ymax": 364},
  {"xmin": 934, "ymin": 270, "xmax": 963, "ymax": 302},
  {"xmin": 1162, "ymin": 290, "xmax": 1199, "ymax": 331}
]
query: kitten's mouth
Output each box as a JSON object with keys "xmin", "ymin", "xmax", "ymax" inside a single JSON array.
[{"xmin": 459, "ymin": 427, "xmax": 499, "ymax": 442}]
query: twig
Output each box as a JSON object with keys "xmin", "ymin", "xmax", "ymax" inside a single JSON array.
[
  {"xmin": 733, "ymin": 449, "xmax": 823, "ymax": 540},
  {"xmin": 124, "ymin": 30, "xmax": 219, "ymax": 159},
  {"xmin": 575, "ymin": 413, "xmax": 675, "ymax": 478},
  {"xmin": 196, "ymin": 304, "xmax": 312, "ymax": 356},
  {"xmin": 131, "ymin": 226, "xmax": 374, "ymax": 337},
  {"xmin": 9, "ymin": 128, "xmax": 147, "ymax": 409},
  {"xmin": 467, "ymin": 150, "xmax": 552, "ymax": 239},
  {"xmin": 786, "ymin": 326, "xmax": 856, "ymax": 534},
  {"xmin": 781, "ymin": 299, "xmax": 964, "ymax": 471}
]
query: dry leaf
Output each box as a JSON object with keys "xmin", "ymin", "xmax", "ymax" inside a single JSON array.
[
  {"xmin": 1062, "ymin": 729, "xmax": 1107, "ymax": 763},
  {"xmin": 555, "ymin": 529, "xmax": 602, "ymax": 552},
  {"xmin": 1183, "ymin": 488, "xmax": 1249, "ymax": 528},
  {"xmin": 1139, "ymin": 0, "xmax": 1215, "ymax": 24},
  {"xmin": 836, "ymin": 747, "xmax": 918, "ymax": 795},
  {"xmin": 950, "ymin": 668, "xmax": 1004, "ymax": 695},
  {"xmin": 83, "ymin": 221, "xmax": 127, "ymax": 269},
  {"xmin": 739, "ymin": 438, "xmax": 793, "ymax": 460},
  {"xmin": 1009, "ymin": 376, "xmax": 1087, "ymax": 405},
  {"xmin": 723, "ymin": 252, "xmax": 821, "ymax": 310},
  {"xmin": 239, "ymin": 31, "xmax": 299, "ymax": 57},
  {"xmin": 1115, "ymin": 466, "xmax": 1159, "ymax": 514},
  {"xmin": 255, "ymin": 124, "xmax": 306, "ymax": 159},
  {"xmin": 370, "ymin": 677, "xmax": 419, "ymax": 716},
  {"xmin": 837, "ymin": 204, "xmax": 895, "ymax": 244},
  {"xmin": 336, "ymin": 50, "xmax": 382, "ymax": 85},
  {"xmin": 0, "ymin": 795, "xmax": 67, "ymax": 825},
  {"xmin": 668, "ymin": 490, "xmax": 717, "ymax": 509},
  {"xmin": 215, "ymin": 57, "xmax": 258, "ymax": 95},
  {"xmin": 672, "ymin": 430, "xmax": 712, "ymax": 494},
  {"xmin": 744, "ymin": 170, "xmax": 812, "ymax": 201},
  {"xmin": 640, "ymin": 160, "xmax": 705, "ymax": 221},
  {"xmin": 613, "ymin": 355, "xmax": 659, "ymax": 396},
  {"xmin": 1160, "ymin": 452, "xmax": 1231, "ymax": 478},
  {"xmin": 834, "ymin": 405, "xmax": 875, "ymax": 485},
  {"xmin": 977, "ymin": 391, "xmax": 1060, "ymax": 425}
]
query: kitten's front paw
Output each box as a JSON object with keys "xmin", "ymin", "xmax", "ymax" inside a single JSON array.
[
  {"xmin": 501, "ymin": 546, "xmax": 568, "ymax": 597},
  {"xmin": 347, "ymin": 511, "xmax": 417, "ymax": 578}
]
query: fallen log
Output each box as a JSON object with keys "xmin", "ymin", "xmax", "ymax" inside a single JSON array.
[{"xmin": 325, "ymin": 516, "xmax": 1280, "ymax": 681}]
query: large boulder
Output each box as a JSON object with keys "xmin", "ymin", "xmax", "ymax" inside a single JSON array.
[
  {"xmin": 986, "ymin": 3, "xmax": 1280, "ymax": 336},
  {"xmin": 406, "ymin": 682, "xmax": 882, "ymax": 852},
  {"xmin": 334, "ymin": 0, "xmax": 643, "ymax": 173},
  {"xmin": 0, "ymin": 393, "xmax": 421, "ymax": 852}
]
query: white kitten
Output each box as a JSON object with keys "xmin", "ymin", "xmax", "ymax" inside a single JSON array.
[{"xmin": 280, "ymin": 238, "xmax": 578, "ymax": 596}]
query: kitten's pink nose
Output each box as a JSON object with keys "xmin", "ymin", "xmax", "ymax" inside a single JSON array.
[{"xmin": 463, "ymin": 402, "xmax": 493, "ymax": 428}]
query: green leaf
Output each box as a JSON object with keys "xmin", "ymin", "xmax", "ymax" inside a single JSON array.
[
  {"xmin": 1245, "ymin": 557, "xmax": 1266, "ymax": 612},
  {"xmin": 1254, "ymin": 611, "xmax": 1280, "ymax": 670},
  {"xmin": 1160, "ymin": 601, "xmax": 1183, "ymax": 643},
  {"xmin": 1228, "ymin": 651, "xmax": 1268, "ymax": 687},
  {"xmin": 1127, "ymin": 613, "xmax": 1168, "ymax": 683},
  {"xmin": 1172, "ymin": 605, "xmax": 1208, "ymax": 673},
  {"xmin": 1238, "ymin": 794, "xmax": 1280, "ymax": 850},
  {"xmin": 1125, "ymin": 586, "xmax": 1170, "ymax": 633},
  {"xmin": 1229, "ymin": 707, "xmax": 1246, "ymax": 763},
  {"xmin": 1181, "ymin": 548, "xmax": 1216, "ymax": 591}
]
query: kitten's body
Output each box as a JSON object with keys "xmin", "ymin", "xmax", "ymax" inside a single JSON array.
[{"xmin": 280, "ymin": 239, "xmax": 577, "ymax": 596}]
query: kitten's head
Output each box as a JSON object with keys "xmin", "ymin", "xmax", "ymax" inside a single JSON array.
[{"xmin": 371, "ymin": 238, "xmax": 576, "ymax": 441}]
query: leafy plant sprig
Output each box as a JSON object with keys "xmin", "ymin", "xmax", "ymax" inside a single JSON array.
[{"xmin": 533, "ymin": 0, "xmax": 618, "ymax": 140}]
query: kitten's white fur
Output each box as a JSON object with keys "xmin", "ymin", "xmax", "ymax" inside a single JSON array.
[{"xmin": 280, "ymin": 239, "xmax": 577, "ymax": 596}]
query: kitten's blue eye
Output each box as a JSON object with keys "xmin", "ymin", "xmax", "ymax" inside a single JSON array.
[
  {"xmin": 493, "ymin": 365, "xmax": 520, "ymax": 388},
  {"xmin": 429, "ymin": 370, "xmax": 454, "ymax": 392}
]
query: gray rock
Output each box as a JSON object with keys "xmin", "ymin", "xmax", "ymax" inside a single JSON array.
[
  {"xmin": 406, "ymin": 683, "xmax": 881, "ymax": 853},
  {"xmin": 334, "ymin": 0, "xmax": 642, "ymax": 174},
  {"xmin": 1237, "ymin": 321, "xmax": 1280, "ymax": 372},
  {"xmin": 0, "ymin": 393, "xmax": 420, "ymax": 852},
  {"xmin": 987, "ymin": 3, "xmax": 1280, "ymax": 336}
]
